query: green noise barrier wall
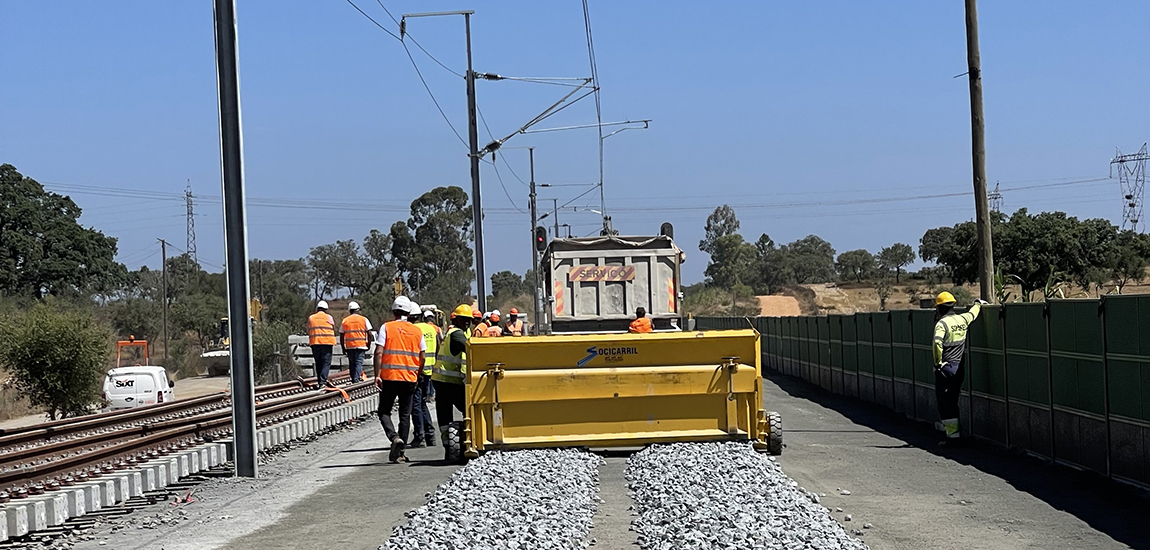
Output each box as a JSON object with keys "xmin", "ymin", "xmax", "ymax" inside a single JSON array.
[{"xmin": 696, "ymin": 295, "xmax": 1150, "ymax": 488}]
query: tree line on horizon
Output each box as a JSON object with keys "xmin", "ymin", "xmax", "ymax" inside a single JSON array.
[{"xmin": 690, "ymin": 204, "xmax": 1150, "ymax": 315}]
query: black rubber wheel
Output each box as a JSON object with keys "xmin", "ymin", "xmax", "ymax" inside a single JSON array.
[
  {"xmin": 445, "ymin": 421, "xmax": 464, "ymax": 464},
  {"xmin": 767, "ymin": 411, "xmax": 783, "ymax": 456}
]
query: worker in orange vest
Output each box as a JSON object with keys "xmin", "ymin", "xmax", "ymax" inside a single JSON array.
[
  {"xmin": 485, "ymin": 310, "xmax": 504, "ymax": 338},
  {"xmin": 629, "ymin": 307, "xmax": 654, "ymax": 333},
  {"xmin": 307, "ymin": 301, "xmax": 338, "ymax": 387},
  {"xmin": 373, "ymin": 296, "xmax": 426, "ymax": 463},
  {"xmin": 472, "ymin": 309, "xmax": 488, "ymax": 338},
  {"xmin": 339, "ymin": 301, "xmax": 373, "ymax": 382},
  {"xmin": 504, "ymin": 308, "xmax": 524, "ymax": 336}
]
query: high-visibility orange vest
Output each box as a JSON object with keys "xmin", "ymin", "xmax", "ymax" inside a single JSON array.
[
  {"xmin": 340, "ymin": 313, "xmax": 371, "ymax": 349},
  {"xmin": 308, "ymin": 312, "xmax": 337, "ymax": 345},
  {"xmin": 629, "ymin": 317, "xmax": 653, "ymax": 334},
  {"xmin": 485, "ymin": 324, "xmax": 503, "ymax": 338},
  {"xmin": 472, "ymin": 322, "xmax": 489, "ymax": 338},
  {"xmin": 506, "ymin": 319, "xmax": 524, "ymax": 336},
  {"xmin": 378, "ymin": 320, "xmax": 422, "ymax": 382}
]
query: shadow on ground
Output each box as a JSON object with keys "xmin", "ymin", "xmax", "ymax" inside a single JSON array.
[{"xmin": 764, "ymin": 369, "xmax": 1150, "ymax": 550}]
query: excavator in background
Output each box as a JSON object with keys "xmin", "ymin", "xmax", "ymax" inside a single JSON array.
[{"xmin": 201, "ymin": 298, "xmax": 262, "ymax": 377}]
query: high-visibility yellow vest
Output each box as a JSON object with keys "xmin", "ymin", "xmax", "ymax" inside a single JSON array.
[
  {"xmin": 417, "ymin": 322, "xmax": 438, "ymax": 376},
  {"xmin": 433, "ymin": 327, "xmax": 466, "ymax": 384}
]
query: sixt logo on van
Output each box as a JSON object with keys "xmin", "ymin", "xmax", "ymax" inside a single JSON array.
[
  {"xmin": 577, "ymin": 345, "xmax": 639, "ymax": 367},
  {"xmin": 114, "ymin": 379, "xmax": 135, "ymax": 388}
]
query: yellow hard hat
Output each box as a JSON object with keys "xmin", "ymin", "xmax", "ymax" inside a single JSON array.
[
  {"xmin": 935, "ymin": 291, "xmax": 957, "ymax": 306},
  {"xmin": 452, "ymin": 304, "xmax": 473, "ymax": 318}
]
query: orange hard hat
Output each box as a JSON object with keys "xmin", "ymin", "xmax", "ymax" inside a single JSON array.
[
  {"xmin": 509, "ymin": 308, "xmax": 519, "ymax": 315},
  {"xmin": 473, "ymin": 309, "xmax": 483, "ymax": 319},
  {"xmin": 490, "ymin": 313, "xmax": 501, "ymax": 322}
]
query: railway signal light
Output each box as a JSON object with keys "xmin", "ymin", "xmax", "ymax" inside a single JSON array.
[{"xmin": 535, "ymin": 226, "xmax": 548, "ymax": 251}]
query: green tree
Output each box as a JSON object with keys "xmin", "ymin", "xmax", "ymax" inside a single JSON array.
[
  {"xmin": 1108, "ymin": 230, "xmax": 1150, "ymax": 293},
  {"xmin": 0, "ymin": 164, "xmax": 127, "ymax": 298},
  {"xmin": 252, "ymin": 320, "xmax": 295, "ymax": 383},
  {"xmin": 699, "ymin": 205, "xmax": 740, "ymax": 256},
  {"xmin": 393, "ymin": 186, "xmax": 474, "ymax": 307},
  {"xmin": 491, "ymin": 270, "xmax": 525, "ymax": 301},
  {"xmin": 172, "ymin": 293, "xmax": 228, "ymax": 347},
  {"xmin": 780, "ymin": 235, "xmax": 836, "ymax": 284},
  {"xmin": 0, "ymin": 301, "xmax": 111, "ymax": 420},
  {"xmin": 705, "ymin": 233, "xmax": 756, "ymax": 289},
  {"xmin": 835, "ymin": 249, "xmax": 875, "ymax": 283},
  {"xmin": 877, "ymin": 243, "xmax": 916, "ymax": 283},
  {"xmin": 107, "ymin": 297, "xmax": 162, "ymax": 345},
  {"xmin": 307, "ymin": 240, "xmax": 367, "ymax": 298},
  {"xmin": 749, "ymin": 234, "xmax": 785, "ymax": 294}
]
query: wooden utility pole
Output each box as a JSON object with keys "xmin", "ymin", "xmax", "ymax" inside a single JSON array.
[
  {"xmin": 159, "ymin": 239, "xmax": 169, "ymax": 362},
  {"xmin": 965, "ymin": 0, "xmax": 995, "ymax": 302}
]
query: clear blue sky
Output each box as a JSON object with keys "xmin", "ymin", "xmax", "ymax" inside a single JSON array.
[{"xmin": 3, "ymin": 1, "xmax": 1148, "ymax": 284}]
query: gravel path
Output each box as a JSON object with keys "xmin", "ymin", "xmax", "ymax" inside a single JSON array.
[
  {"xmin": 385, "ymin": 448, "xmax": 602, "ymax": 550},
  {"xmin": 627, "ymin": 441, "xmax": 869, "ymax": 550}
]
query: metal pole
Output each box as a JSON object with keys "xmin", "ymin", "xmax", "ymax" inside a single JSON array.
[
  {"xmin": 159, "ymin": 239, "xmax": 168, "ymax": 363},
  {"xmin": 964, "ymin": 0, "xmax": 994, "ymax": 302},
  {"xmin": 464, "ymin": 13, "xmax": 487, "ymax": 312},
  {"xmin": 528, "ymin": 148, "xmax": 541, "ymax": 333},
  {"xmin": 552, "ymin": 199, "xmax": 560, "ymax": 238},
  {"xmin": 213, "ymin": 0, "xmax": 257, "ymax": 478}
]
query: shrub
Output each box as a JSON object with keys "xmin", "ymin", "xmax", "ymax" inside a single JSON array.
[{"xmin": 0, "ymin": 302, "xmax": 111, "ymax": 420}]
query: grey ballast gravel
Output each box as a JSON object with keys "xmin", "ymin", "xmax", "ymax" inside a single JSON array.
[
  {"xmin": 627, "ymin": 441, "xmax": 868, "ymax": 550},
  {"xmin": 384, "ymin": 449, "xmax": 601, "ymax": 549}
]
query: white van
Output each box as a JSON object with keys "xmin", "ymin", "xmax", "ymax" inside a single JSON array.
[{"xmin": 102, "ymin": 366, "xmax": 175, "ymax": 410}]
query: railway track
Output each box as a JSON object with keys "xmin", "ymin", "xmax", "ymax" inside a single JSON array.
[{"xmin": 0, "ymin": 373, "xmax": 376, "ymax": 501}]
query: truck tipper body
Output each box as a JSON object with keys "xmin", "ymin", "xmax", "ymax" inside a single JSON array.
[{"xmin": 542, "ymin": 235, "xmax": 685, "ymax": 333}]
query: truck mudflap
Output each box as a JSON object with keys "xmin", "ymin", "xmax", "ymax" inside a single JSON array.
[{"xmin": 463, "ymin": 329, "xmax": 771, "ymax": 453}]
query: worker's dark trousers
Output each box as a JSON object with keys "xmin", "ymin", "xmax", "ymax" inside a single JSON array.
[
  {"xmin": 378, "ymin": 380, "xmax": 417, "ymax": 443},
  {"xmin": 345, "ymin": 348, "xmax": 366, "ymax": 382},
  {"xmin": 431, "ymin": 380, "xmax": 465, "ymax": 430},
  {"xmin": 311, "ymin": 345, "xmax": 333, "ymax": 387},
  {"xmin": 411, "ymin": 375, "xmax": 436, "ymax": 443},
  {"xmin": 935, "ymin": 361, "xmax": 966, "ymax": 421}
]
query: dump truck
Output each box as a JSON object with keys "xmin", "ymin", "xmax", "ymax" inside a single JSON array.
[
  {"xmin": 438, "ymin": 228, "xmax": 781, "ymax": 463},
  {"xmin": 542, "ymin": 233, "xmax": 685, "ymax": 334}
]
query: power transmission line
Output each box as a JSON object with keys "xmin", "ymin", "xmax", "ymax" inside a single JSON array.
[
  {"xmin": 1111, "ymin": 144, "xmax": 1149, "ymax": 231},
  {"xmin": 185, "ymin": 179, "xmax": 198, "ymax": 265}
]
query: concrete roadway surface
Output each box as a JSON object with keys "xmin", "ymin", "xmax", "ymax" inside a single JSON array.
[{"xmin": 72, "ymin": 374, "xmax": 1150, "ymax": 550}]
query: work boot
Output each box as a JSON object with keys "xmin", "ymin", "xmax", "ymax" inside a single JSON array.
[
  {"xmin": 408, "ymin": 437, "xmax": 425, "ymax": 448},
  {"xmin": 389, "ymin": 436, "xmax": 406, "ymax": 463},
  {"xmin": 424, "ymin": 433, "xmax": 436, "ymax": 447}
]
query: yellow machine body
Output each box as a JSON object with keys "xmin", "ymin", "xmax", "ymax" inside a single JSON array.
[{"xmin": 462, "ymin": 329, "xmax": 768, "ymax": 455}]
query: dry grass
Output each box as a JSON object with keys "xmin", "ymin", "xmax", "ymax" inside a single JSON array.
[{"xmin": 0, "ymin": 369, "xmax": 40, "ymax": 423}]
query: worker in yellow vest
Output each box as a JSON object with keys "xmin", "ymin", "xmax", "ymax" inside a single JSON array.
[
  {"xmin": 307, "ymin": 301, "xmax": 337, "ymax": 388},
  {"xmin": 504, "ymin": 308, "xmax": 524, "ymax": 336},
  {"xmin": 374, "ymin": 296, "xmax": 426, "ymax": 463},
  {"xmin": 410, "ymin": 302, "xmax": 439, "ymax": 448},
  {"xmin": 933, "ymin": 291, "xmax": 986, "ymax": 443},
  {"xmin": 339, "ymin": 301, "xmax": 373, "ymax": 382},
  {"xmin": 434, "ymin": 304, "xmax": 472, "ymax": 460},
  {"xmin": 485, "ymin": 310, "xmax": 504, "ymax": 338}
]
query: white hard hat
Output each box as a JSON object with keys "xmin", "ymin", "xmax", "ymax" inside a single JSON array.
[
  {"xmin": 348, "ymin": 301, "xmax": 360, "ymax": 311},
  {"xmin": 408, "ymin": 301, "xmax": 422, "ymax": 315},
  {"xmin": 317, "ymin": 300, "xmax": 329, "ymax": 310},
  {"xmin": 491, "ymin": 309, "xmax": 501, "ymax": 317},
  {"xmin": 392, "ymin": 296, "xmax": 411, "ymax": 312},
  {"xmin": 423, "ymin": 309, "xmax": 435, "ymax": 318}
]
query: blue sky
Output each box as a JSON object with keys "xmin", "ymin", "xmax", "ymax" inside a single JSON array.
[{"xmin": 2, "ymin": 1, "xmax": 1148, "ymax": 284}]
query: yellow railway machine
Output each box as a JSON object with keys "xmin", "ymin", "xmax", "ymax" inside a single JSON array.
[{"xmin": 459, "ymin": 329, "xmax": 781, "ymax": 459}]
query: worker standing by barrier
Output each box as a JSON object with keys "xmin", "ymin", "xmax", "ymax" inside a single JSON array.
[
  {"xmin": 410, "ymin": 304, "xmax": 439, "ymax": 448},
  {"xmin": 307, "ymin": 301, "xmax": 338, "ymax": 387},
  {"xmin": 629, "ymin": 307, "xmax": 653, "ymax": 333},
  {"xmin": 472, "ymin": 309, "xmax": 488, "ymax": 338},
  {"xmin": 374, "ymin": 296, "xmax": 426, "ymax": 463},
  {"xmin": 485, "ymin": 310, "xmax": 504, "ymax": 338},
  {"xmin": 932, "ymin": 292, "xmax": 985, "ymax": 443},
  {"xmin": 504, "ymin": 308, "xmax": 524, "ymax": 336},
  {"xmin": 434, "ymin": 304, "xmax": 471, "ymax": 460},
  {"xmin": 339, "ymin": 301, "xmax": 372, "ymax": 383}
]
